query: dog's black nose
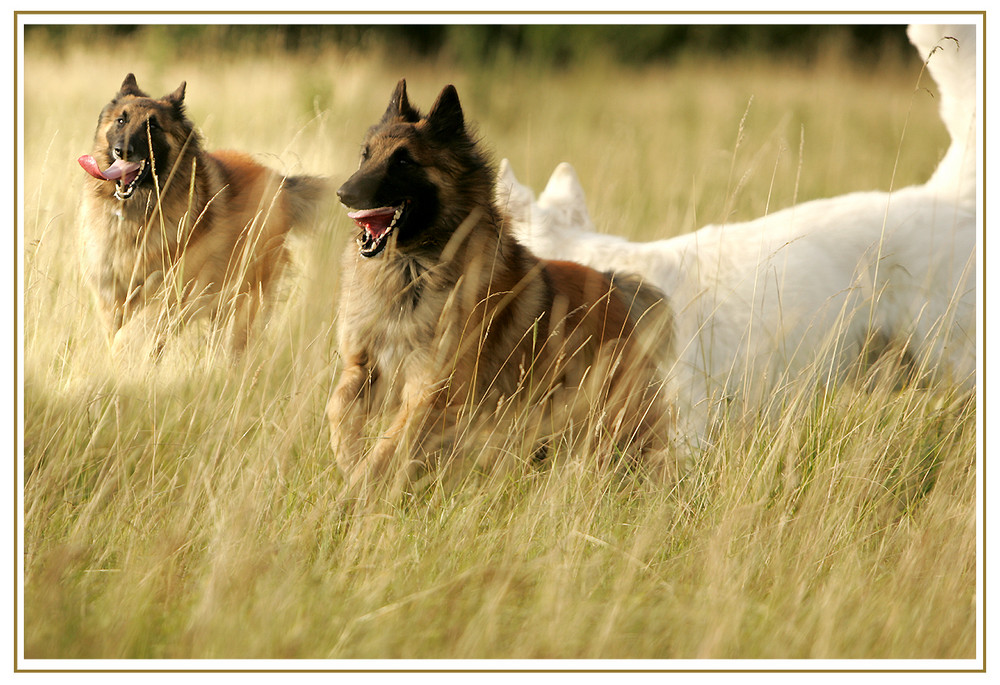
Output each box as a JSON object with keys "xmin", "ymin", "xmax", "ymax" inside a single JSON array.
[
  {"xmin": 113, "ymin": 139, "xmax": 135, "ymax": 161},
  {"xmin": 337, "ymin": 176, "xmax": 366, "ymax": 209},
  {"xmin": 336, "ymin": 185, "xmax": 354, "ymax": 209},
  {"xmin": 338, "ymin": 168, "xmax": 384, "ymax": 210}
]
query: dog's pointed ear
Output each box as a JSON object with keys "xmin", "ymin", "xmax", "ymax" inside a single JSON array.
[
  {"xmin": 382, "ymin": 79, "xmax": 420, "ymax": 123},
  {"xmin": 425, "ymin": 85, "xmax": 465, "ymax": 139},
  {"xmin": 165, "ymin": 81, "xmax": 187, "ymax": 107},
  {"xmin": 117, "ymin": 73, "xmax": 146, "ymax": 98}
]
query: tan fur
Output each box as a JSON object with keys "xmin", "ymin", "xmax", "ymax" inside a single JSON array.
[
  {"xmin": 78, "ymin": 74, "xmax": 327, "ymax": 356},
  {"xmin": 327, "ymin": 82, "xmax": 675, "ymax": 497}
]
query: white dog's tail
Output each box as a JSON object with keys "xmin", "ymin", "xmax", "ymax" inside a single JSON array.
[{"xmin": 907, "ymin": 23, "xmax": 977, "ymax": 203}]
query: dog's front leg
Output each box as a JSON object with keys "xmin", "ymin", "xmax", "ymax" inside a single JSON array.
[
  {"xmin": 347, "ymin": 375, "xmax": 449, "ymax": 498},
  {"xmin": 108, "ymin": 271, "xmax": 174, "ymax": 361},
  {"xmin": 228, "ymin": 289, "xmax": 262, "ymax": 357},
  {"xmin": 327, "ymin": 360, "xmax": 375, "ymax": 476},
  {"xmin": 110, "ymin": 296, "xmax": 171, "ymax": 362}
]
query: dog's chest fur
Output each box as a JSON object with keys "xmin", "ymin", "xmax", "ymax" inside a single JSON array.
[
  {"xmin": 337, "ymin": 246, "xmax": 456, "ymax": 374},
  {"xmin": 80, "ymin": 152, "xmax": 228, "ymax": 308},
  {"xmin": 335, "ymin": 233, "xmax": 551, "ymax": 402},
  {"xmin": 81, "ymin": 186, "xmax": 172, "ymax": 305}
]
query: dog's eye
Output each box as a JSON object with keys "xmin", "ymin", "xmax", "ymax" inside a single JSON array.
[
  {"xmin": 115, "ymin": 114, "xmax": 127, "ymax": 127},
  {"xmin": 360, "ymin": 146, "xmax": 370, "ymax": 162},
  {"xmin": 394, "ymin": 149, "xmax": 414, "ymax": 167},
  {"xmin": 146, "ymin": 117, "xmax": 160, "ymax": 131}
]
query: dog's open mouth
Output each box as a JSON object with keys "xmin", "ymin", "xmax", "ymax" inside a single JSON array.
[
  {"xmin": 348, "ymin": 202, "xmax": 408, "ymax": 258},
  {"xmin": 78, "ymin": 155, "xmax": 149, "ymax": 201}
]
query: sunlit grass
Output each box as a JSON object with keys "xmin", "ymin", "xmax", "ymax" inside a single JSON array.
[{"xmin": 21, "ymin": 26, "xmax": 973, "ymax": 661}]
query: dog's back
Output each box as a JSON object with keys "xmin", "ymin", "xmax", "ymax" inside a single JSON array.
[
  {"xmin": 538, "ymin": 260, "xmax": 669, "ymax": 360},
  {"xmin": 187, "ymin": 151, "xmax": 323, "ymax": 301}
]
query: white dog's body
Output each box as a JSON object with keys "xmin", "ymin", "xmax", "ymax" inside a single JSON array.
[{"xmin": 500, "ymin": 24, "xmax": 977, "ymax": 443}]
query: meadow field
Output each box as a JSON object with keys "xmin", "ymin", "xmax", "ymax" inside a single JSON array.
[{"xmin": 21, "ymin": 24, "xmax": 977, "ymax": 663}]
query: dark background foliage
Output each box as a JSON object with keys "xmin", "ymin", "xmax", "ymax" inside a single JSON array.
[{"xmin": 27, "ymin": 23, "xmax": 912, "ymax": 67}]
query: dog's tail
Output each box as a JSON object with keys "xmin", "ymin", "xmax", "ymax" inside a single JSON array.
[
  {"xmin": 284, "ymin": 174, "xmax": 333, "ymax": 231},
  {"xmin": 908, "ymin": 23, "xmax": 977, "ymax": 204}
]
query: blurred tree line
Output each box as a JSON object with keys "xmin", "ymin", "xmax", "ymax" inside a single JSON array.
[{"xmin": 27, "ymin": 23, "xmax": 914, "ymax": 66}]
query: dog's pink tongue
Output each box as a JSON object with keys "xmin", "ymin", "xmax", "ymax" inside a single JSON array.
[
  {"xmin": 78, "ymin": 155, "xmax": 110, "ymax": 180},
  {"xmin": 77, "ymin": 155, "xmax": 140, "ymax": 183},
  {"xmin": 348, "ymin": 207, "xmax": 397, "ymax": 240}
]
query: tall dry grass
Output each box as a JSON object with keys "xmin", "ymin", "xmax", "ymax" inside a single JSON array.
[{"xmin": 21, "ymin": 26, "xmax": 975, "ymax": 662}]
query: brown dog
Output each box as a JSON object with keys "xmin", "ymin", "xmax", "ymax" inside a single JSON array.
[
  {"xmin": 327, "ymin": 80, "xmax": 676, "ymax": 496},
  {"xmin": 78, "ymin": 73, "xmax": 327, "ymax": 356}
]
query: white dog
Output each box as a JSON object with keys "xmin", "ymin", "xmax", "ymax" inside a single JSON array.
[{"xmin": 499, "ymin": 24, "xmax": 977, "ymax": 445}]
